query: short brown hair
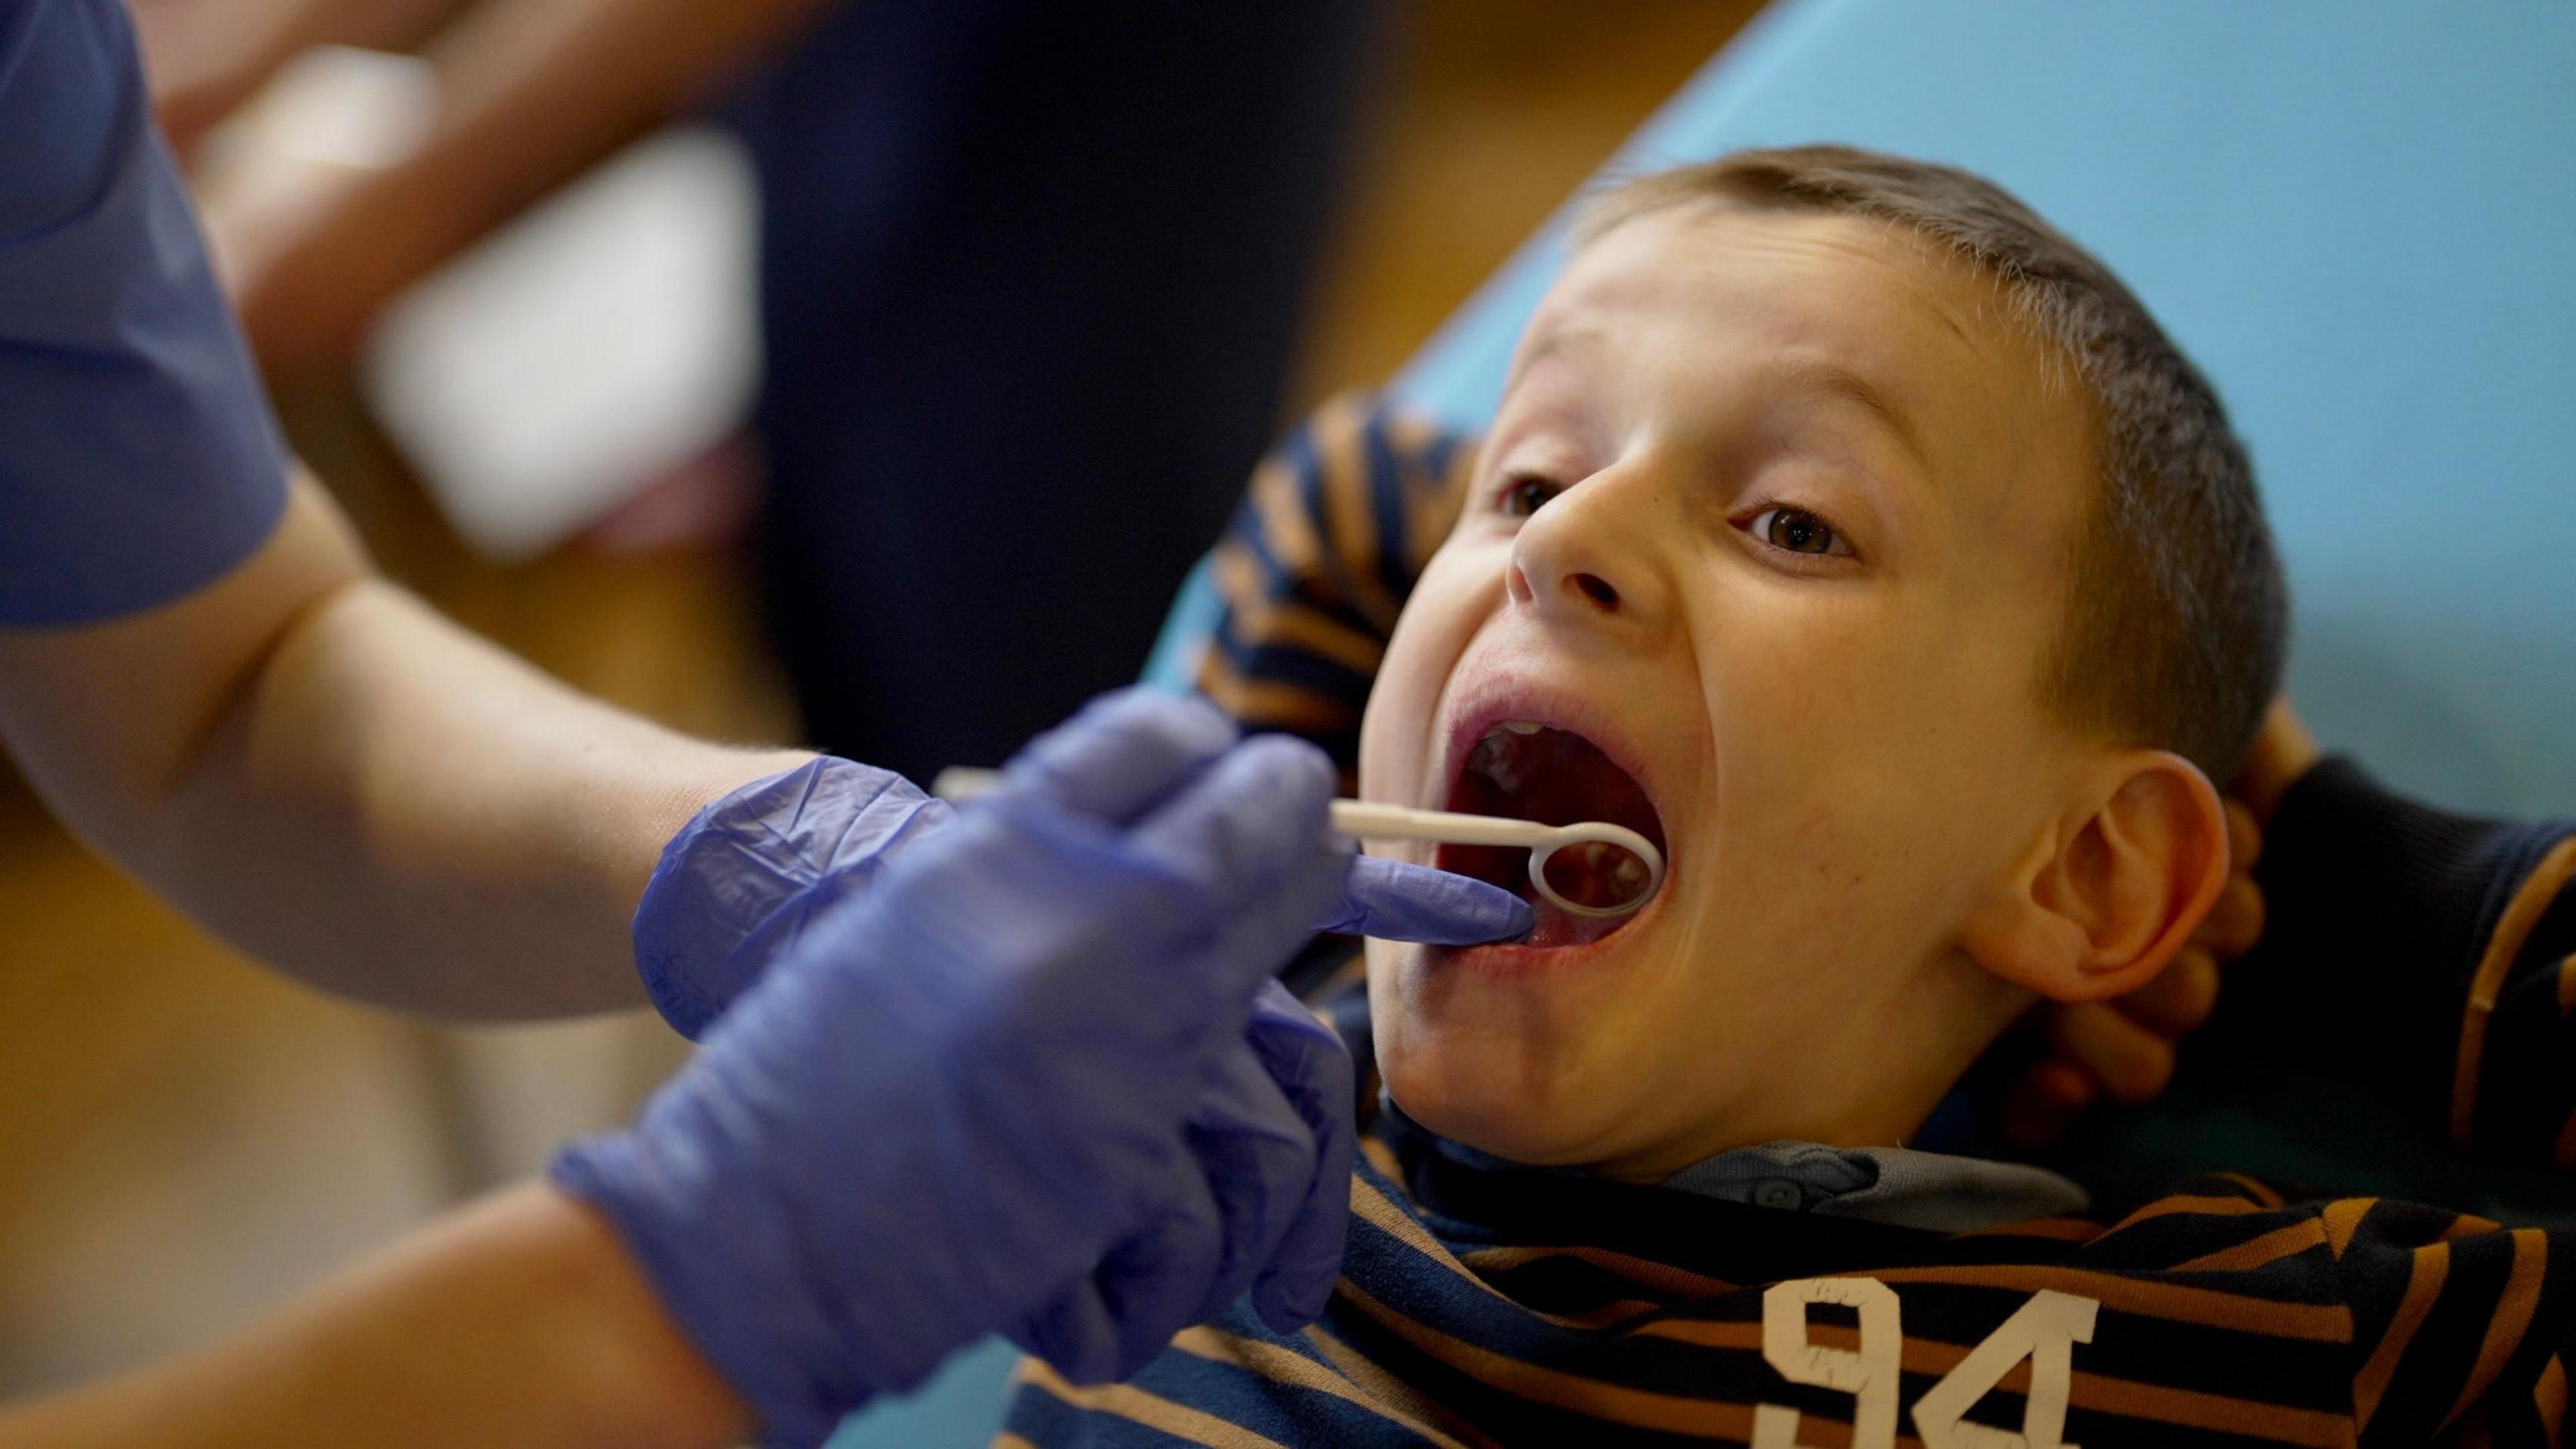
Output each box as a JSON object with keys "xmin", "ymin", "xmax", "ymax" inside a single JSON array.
[{"xmin": 1578, "ymin": 146, "xmax": 2288, "ymax": 780}]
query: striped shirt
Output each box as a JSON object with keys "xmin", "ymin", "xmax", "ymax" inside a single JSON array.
[{"xmin": 1000, "ymin": 394, "xmax": 2576, "ymax": 1447}]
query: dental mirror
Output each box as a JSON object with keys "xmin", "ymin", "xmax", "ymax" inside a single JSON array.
[
  {"xmin": 1326, "ymin": 801, "xmax": 1662, "ymax": 919},
  {"xmin": 931, "ymin": 770, "xmax": 1665, "ymax": 920}
]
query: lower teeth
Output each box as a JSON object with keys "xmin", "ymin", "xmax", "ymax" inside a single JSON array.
[{"xmin": 1542, "ymin": 840, "xmax": 1652, "ymax": 910}]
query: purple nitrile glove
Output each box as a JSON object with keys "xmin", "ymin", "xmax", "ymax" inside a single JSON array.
[
  {"xmin": 1007, "ymin": 975, "xmax": 1356, "ymax": 1382},
  {"xmin": 1328, "ymin": 853, "xmax": 1536, "ymax": 945},
  {"xmin": 553, "ymin": 693, "xmax": 1368, "ymax": 1445},
  {"xmin": 631, "ymin": 757, "xmax": 953, "ymax": 1039},
  {"xmin": 969, "ymin": 694, "xmax": 1367, "ymax": 1381},
  {"xmin": 634, "ymin": 726, "xmax": 1530, "ymax": 1041},
  {"xmin": 1235, "ymin": 977, "xmax": 1361, "ymax": 1328}
]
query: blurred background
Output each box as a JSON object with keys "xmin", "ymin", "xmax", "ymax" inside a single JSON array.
[{"xmin": 0, "ymin": 0, "xmax": 1762, "ymax": 1396}]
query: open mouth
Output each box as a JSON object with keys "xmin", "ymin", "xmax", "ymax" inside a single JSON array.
[{"xmin": 1440, "ymin": 720, "xmax": 1670, "ymax": 948}]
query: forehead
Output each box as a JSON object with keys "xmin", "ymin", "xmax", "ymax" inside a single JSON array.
[
  {"xmin": 1510, "ymin": 201, "xmax": 2091, "ymax": 546},
  {"xmin": 1521, "ymin": 203, "xmax": 2026, "ymax": 423}
]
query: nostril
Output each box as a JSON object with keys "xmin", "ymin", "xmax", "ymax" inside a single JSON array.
[{"xmin": 1570, "ymin": 573, "xmax": 1619, "ymax": 610}]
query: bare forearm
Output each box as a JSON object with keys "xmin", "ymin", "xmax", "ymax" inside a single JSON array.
[
  {"xmin": 158, "ymin": 578, "xmax": 810, "ymax": 1017},
  {"xmin": 142, "ymin": 0, "xmax": 461, "ymax": 154},
  {"xmin": 0, "ymin": 476, "xmax": 810, "ymax": 1018},
  {"xmin": 413, "ymin": 0, "xmax": 826, "ymax": 211},
  {"xmin": 233, "ymin": 0, "xmax": 827, "ymax": 364},
  {"xmin": 0, "ymin": 1185, "xmax": 751, "ymax": 1449}
]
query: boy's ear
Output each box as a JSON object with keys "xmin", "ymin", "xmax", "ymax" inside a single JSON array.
[{"xmin": 1959, "ymin": 751, "xmax": 2230, "ymax": 1004}]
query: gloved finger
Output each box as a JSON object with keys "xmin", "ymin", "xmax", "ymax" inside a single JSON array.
[
  {"xmin": 1246, "ymin": 976, "xmax": 1338, "ymax": 1047},
  {"xmin": 1002, "ymin": 688, "xmax": 1239, "ymax": 827},
  {"xmin": 1183, "ymin": 1039, "xmax": 1319, "ymax": 1325},
  {"xmin": 1004, "ymin": 1133, "xmax": 1220, "ymax": 1385},
  {"xmin": 1089, "ymin": 1157, "xmax": 1228, "ymax": 1381},
  {"xmin": 1134, "ymin": 743, "xmax": 1352, "ymax": 1010},
  {"xmin": 1141, "ymin": 828, "xmax": 1359, "ymax": 1055},
  {"xmin": 1126, "ymin": 734, "xmax": 1337, "ymax": 909},
  {"xmin": 1318, "ymin": 855, "xmax": 1536, "ymax": 945},
  {"xmin": 1241, "ymin": 982, "xmax": 1358, "ymax": 1332},
  {"xmin": 1010, "ymin": 1278, "xmax": 1122, "ymax": 1386}
]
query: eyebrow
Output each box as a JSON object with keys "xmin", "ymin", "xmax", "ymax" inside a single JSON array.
[
  {"xmin": 1503, "ymin": 327, "xmax": 1932, "ymax": 478},
  {"xmin": 1501, "ymin": 323, "xmax": 1600, "ymax": 398},
  {"xmin": 1781, "ymin": 359, "xmax": 1930, "ymax": 469}
]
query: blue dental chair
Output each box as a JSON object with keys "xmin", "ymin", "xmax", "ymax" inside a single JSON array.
[{"xmin": 836, "ymin": 3, "xmax": 2576, "ymax": 1441}]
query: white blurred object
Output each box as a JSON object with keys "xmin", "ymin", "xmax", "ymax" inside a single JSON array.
[
  {"xmin": 195, "ymin": 45, "xmax": 440, "ymax": 203},
  {"xmin": 362, "ymin": 127, "xmax": 763, "ymax": 561},
  {"xmin": 191, "ymin": 46, "xmax": 439, "ymax": 294}
]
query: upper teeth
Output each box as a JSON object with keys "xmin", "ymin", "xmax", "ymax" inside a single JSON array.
[{"xmin": 1468, "ymin": 721, "xmax": 1546, "ymax": 792}]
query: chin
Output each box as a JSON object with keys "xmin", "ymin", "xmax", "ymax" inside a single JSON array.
[
  {"xmin": 1372, "ymin": 962, "xmax": 1638, "ymax": 1167},
  {"xmin": 1383, "ymin": 1053, "xmax": 1580, "ymax": 1165}
]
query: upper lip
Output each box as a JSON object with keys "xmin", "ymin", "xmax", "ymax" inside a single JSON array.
[{"xmin": 1430, "ymin": 668, "xmax": 1670, "ymax": 844}]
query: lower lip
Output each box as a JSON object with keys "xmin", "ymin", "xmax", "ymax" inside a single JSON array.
[
  {"xmin": 1428, "ymin": 857, "xmax": 1664, "ymax": 972},
  {"xmin": 1438, "ymin": 926, "xmax": 1642, "ymax": 977}
]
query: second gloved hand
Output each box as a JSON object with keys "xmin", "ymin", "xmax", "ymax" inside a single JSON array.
[
  {"xmin": 555, "ymin": 692, "xmax": 1380, "ymax": 1447},
  {"xmin": 631, "ymin": 757, "xmax": 953, "ymax": 1039}
]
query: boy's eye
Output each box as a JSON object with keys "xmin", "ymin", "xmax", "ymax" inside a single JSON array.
[
  {"xmin": 1746, "ymin": 506, "xmax": 1851, "ymax": 557},
  {"xmin": 1499, "ymin": 475, "xmax": 1561, "ymax": 518}
]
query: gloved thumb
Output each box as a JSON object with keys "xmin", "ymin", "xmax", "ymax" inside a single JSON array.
[
  {"xmin": 1242, "ymin": 980, "xmax": 1357, "ymax": 1332},
  {"xmin": 1317, "ymin": 856, "xmax": 1534, "ymax": 944}
]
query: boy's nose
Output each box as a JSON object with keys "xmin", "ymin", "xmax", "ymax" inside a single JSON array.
[{"xmin": 1503, "ymin": 472, "xmax": 1670, "ymax": 637}]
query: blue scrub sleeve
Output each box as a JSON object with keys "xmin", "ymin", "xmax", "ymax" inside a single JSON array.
[{"xmin": 0, "ymin": 0, "xmax": 290, "ymax": 627}]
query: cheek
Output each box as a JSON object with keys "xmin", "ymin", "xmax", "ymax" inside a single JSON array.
[
  {"xmin": 1358, "ymin": 545, "xmax": 1504, "ymax": 802},
  {"xmin": 1680, "ymin": 595, "xmax": 1989, "ymax": 946},
  {"xmin": 1688, "ymin": 598, "xmax": 1883, "ymax": 834},
  {"xmin": 1691, "ymin": 581, "xmax": 2007, "ymax": 800},
  {"xmin": 1686, "ymin": 596, "xmax": 2047, "ymax": 963}
]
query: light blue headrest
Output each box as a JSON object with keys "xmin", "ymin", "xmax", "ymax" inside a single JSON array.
[{"xmin": 1395, "ymin": 0, "xmax": 2576, "ymax": 817}]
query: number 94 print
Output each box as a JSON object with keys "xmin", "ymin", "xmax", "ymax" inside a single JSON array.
[{"xmin": 1754, "ymin": 1280, "xmax": 2098, "ymax": 1449}]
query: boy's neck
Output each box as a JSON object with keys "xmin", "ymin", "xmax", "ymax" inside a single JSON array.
[{"xmin": 1583, "ymin": 952, "xmax": 2031, "ymax": 1183}]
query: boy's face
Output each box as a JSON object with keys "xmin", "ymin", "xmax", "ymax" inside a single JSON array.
[{"xmin": 1359, "ymin": 203, "xmax": 2103, "ymax": 1177}]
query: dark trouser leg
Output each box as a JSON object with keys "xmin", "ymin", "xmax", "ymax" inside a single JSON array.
[{"xmin": 737, "ymin": 0, "xmax": 1381, "ymax": 782}]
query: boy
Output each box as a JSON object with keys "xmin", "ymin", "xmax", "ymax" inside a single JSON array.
[{"xmin": 1006, "ymin": 147, "xmax": 2576, "ymax": 1445}]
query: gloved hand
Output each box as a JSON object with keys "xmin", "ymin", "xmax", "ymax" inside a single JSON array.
[
  {"xmin": 553, "ymin": 692, "xmax": 1384, "ymax": 1446},
  {"xmin": 634, "ymin": 704, "xmax": 1532, "ymax": 1040},
  {"xmin": 631, "ymin": 757, "xmax": 953, "ymax": 1038},
  {"xmin": 1010, "ymin": 975, "xmax": 1356, "ymax": 1382}
]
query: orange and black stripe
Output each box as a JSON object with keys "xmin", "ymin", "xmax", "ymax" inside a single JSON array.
[
  {"xmin": 1197, "ymin": 394, "xmax": 1474, "ymax": 780},
  {"xmin": 1006, "ymin": 1124, "xmax": 2576, "ymax": 1446}
]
